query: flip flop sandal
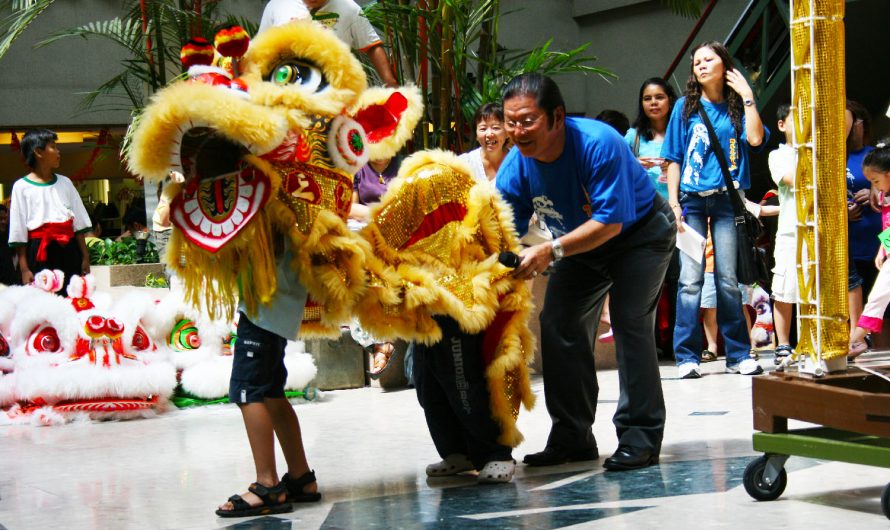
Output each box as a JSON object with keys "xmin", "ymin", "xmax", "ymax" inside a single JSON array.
[
  {"xmin": 478, "ymin": 460, "xmax": 516, "ymax": 484},
  {"xmin": 281, "ymin": 470, "xmax": 322, "ymax": 503},
  {"xmin": 701, "ymin": 350, "xmax": 718, "ymax": 363},
  {"xmin": 848, "ymin": 340, "xmax": 869, "ymax": 360},
  {"xmin": 367, "ymin": 343, "xmax": 397, "ymax": 380},
  {"xmin": 215, "ymin": 482, "xmax": 293, "ymax": 518}
]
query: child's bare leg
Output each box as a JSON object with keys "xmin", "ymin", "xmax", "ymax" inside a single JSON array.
[
  {"xmin": 773, "ymin": 301, "xmax": 793, "ymax": 346},
  {"xmin": 702, "ymin": 308, "xmax": 719, "ymax": 353},
  {"xmin": 218, "ymin": 403, "xmax": 284, "ymax": 511},
  {"xmin": 849, "ymin": 286, "xmax": 863, "ymax": 336},
  {"xmin": 266, "ymin": 397, "xmax": 317, "ymax": 494}
]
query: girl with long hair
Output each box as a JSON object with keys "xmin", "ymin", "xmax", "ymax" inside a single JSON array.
[{"xmin": 662, "ymin": 41, "xmax": 768, "ymax": 378}]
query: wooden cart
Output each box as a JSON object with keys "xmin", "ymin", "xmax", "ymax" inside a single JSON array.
[{"xmin": 745, "ymin": 367, "xmax": 890, "ymax": 518}]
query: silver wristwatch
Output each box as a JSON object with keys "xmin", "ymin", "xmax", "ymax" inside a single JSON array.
[
  {"xmin": 551, "ymin": 239, "xmax": 564, "ymax": 261},
  {"xmin": 743, "ymin": 98, "xmax": 755, "ymax": 107}
]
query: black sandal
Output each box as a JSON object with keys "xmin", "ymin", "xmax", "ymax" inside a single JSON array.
[
  {"xmin": 282, "ymin": 470, "xmax": 323, "ymax": 503},
  {"xmin": 367, "ymin": 343, "xmax": 398, "ymax": 381},
  {"xmin": 774, "ymin": 344, "xmax": 793, "ymax": 365},
  {"xmin": 215, "ymin": 482, "xmax": 293, "ymax": 518},
  {"xmin": 701, "ymin": 350, "xmax": 718, "ymax": 363}
]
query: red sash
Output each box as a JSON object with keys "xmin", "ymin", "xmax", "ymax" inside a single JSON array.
[{"xmin": 28, "ymin": 220, "xmax": 75, "ymax": 262}]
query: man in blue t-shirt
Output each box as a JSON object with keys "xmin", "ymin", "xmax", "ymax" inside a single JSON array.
[{"xmin": 496, "ymin": 74, "xmax": 675, "ymax": 471}]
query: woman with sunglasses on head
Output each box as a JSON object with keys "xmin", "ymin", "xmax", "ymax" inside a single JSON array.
[{"xmin": 662, "ymin": 41, "xmax": 769, "ymax": 379}]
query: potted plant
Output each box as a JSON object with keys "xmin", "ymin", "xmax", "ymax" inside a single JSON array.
[{"xmin": 88, "ymin": 235, "xmax": 166, "ymax": 288}]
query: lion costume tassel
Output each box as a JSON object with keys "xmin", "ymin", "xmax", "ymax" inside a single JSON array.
[{"xmin": 127, "ymin": 21, "xmax": 534, "ymax": 445}]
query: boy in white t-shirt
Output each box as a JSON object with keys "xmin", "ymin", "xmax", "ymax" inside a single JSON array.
[
  {"xmin": 8, "ymin": 129, "xmax": 91, "ymax": 289},
  {"xmin": 258, "ymin": 0, "xmax": 397, "ymax": 87},
  {"xmin": 768, "ymin": 103, "xmax": 799, "ymax": 364}
]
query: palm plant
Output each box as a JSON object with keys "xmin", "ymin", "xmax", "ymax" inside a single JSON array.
[
  {"xmin": 363, "ymin": 0, "xmax": 614, "ymax": 151},
  {"xmin": 363, "ymin": 0, "xmax": 707, "ymax": 151},
  {"xmin": 33, "ymin": 1, "xmax": 252, "ymax": 113}
]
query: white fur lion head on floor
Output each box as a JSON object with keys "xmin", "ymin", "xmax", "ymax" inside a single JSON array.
[
  {"xmin": 0, "ymin": 271, "xmax": 177, "ymax": 425},
  {"xmin": 150, "ymin": 292, "xmax": 317, "ymax": 403}
]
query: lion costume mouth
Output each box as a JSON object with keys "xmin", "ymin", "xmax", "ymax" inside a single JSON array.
[
  {"xmin": 179, "ymin": 127, "xmax": 249, "ymax": 181},
  {"xmin": 170, "ymin": 128, "xmax": 272, "ymax": 253}
]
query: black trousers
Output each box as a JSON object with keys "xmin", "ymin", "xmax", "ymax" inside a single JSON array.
[
  {"xmin": 414, "ymin": 316, "xmax": 512, "ymax": 469},
  {"xmin": 26, "ymin": 238, "xmax": 82, "ymax": 290},
  {"xmin": 541, "ymin": 195, "xmax": 675, "ymax": 453}
]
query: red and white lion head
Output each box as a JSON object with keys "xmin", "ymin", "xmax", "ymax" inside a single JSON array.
[{"xmin": 0, "ymin": 271, "xmax": 177, "ymax": 425}]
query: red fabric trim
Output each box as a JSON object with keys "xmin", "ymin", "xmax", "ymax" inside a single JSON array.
[
  {"xmin": 482, "ymin": 309, "xmax": 514, "ymax": 367},
  {"xmin": 28, "ymin": 220, "xmax": 75, "ymax": 262},
  {"xmin": 400, "ymin": 202, "xmax": 467, "ymax": 250},
  {"xmin": 357, "ymin": 41, "xmax": 383, "ymax": 53}
]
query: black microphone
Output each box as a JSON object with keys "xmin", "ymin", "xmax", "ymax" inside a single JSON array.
[{"xmin": 498, "ymin": 251, "xmax": 521, "ymax": 268}]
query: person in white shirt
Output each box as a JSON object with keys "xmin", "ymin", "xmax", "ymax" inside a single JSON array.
[
  {"xmin": 8, "ymin": 129, "xmax": 91, "ymax": 288},
  {"xmin": 767, "ymin": 103, "xmax": 799, "ymax": 365},
  {"xmin": 259, "ymin": 0, "xmax": 397, "ymax": 87}
]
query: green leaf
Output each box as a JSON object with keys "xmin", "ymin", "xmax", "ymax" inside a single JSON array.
[{"xmin": 659, "ymin": 0, "xmax": 704, "ymax": 18}]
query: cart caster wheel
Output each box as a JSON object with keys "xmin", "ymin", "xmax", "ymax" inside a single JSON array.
[
  {"xmin": 881, "ymin": 482, "xmax": 890, "ymax": 519},
  {"xmin": 302, "ymin": 385, "xmax": 318, "ymax": 401},
  {"xmin": 743, "ymin": 455, "xmax": 787, "ymax": 501}
]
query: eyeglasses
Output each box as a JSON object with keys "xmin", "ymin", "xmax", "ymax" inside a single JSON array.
[{"xmin": 505, "ymin": 115, "xmax": 542, "ymax": 131}]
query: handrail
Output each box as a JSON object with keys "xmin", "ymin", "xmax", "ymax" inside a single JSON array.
[{"xmin": 662, "ymin": 0, "xmax": 719, "ymax": 82}]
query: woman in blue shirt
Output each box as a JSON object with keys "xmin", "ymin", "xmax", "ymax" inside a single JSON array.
[
  {"xmin": 625, "ymin": 77, "xmax": 676, "ymax": 198},
  {"xmin": 662, "ymin": 41, "xmax": 768, "ymax": 379}
]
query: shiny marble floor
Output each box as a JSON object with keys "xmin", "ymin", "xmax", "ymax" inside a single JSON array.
[{"xmin": 3, "ymin": 352, "xmax": 890, "ymax": 529}]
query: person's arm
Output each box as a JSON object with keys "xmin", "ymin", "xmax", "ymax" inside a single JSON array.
[
  {"xmin": 348, "ymin": 190, "xmax": 371, "ymax": 222},
  {"xmin": 667, "ymin": 161, "xmax": 684, "ymax": 232},
  {"xmin": 16, "ymin": 246, "xmax": 32, "ymax": 285},
  {"xmin": 76, "ymin": 233, "xmax": 90, "ymax": 275},
  {"xmin": 365, "ymin": 45, "xmax": 398, "ymax": 88},
  {"xmin": 514, "ymin": 219, "xmax": 622, "ymax": 280},
  {"xmin": 726, "ymin": 68, "xmax": 765, "ymax": 147}
]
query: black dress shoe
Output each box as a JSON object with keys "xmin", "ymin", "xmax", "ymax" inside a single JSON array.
[
  {"xmin": 522, "ymin": 445, "xmax": 599, "ymax": 467},
  {"xmin": 602, "ymin": 445, "xmax": 659, "ymax": 471}
]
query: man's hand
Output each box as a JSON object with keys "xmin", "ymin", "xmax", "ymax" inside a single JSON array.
[
  {"xmin": 20, "ymin": 268, "xmax": 33, "ymax": 285},
  {"xmin": 81, "ymin": 257, "xmax": 91, "ymax": 276},
  {"xmin": 513, "ymin": 242, "xmax": 553, "ymax": 280}
]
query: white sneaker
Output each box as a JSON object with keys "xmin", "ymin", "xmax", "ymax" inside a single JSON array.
[
  {"xmin": 478, "ymin": 460, "xmax": 515, "ymax": 484},
  {"xmin": 728, "ymin": 358, "xmax": 764, "ymax": 375},
  {"xmin": 426, "ymin": 454, "xmax": 474, "ymax": 477},
  {"xmin": 678, "ymin": 363, "xmax": 701, "ymax": 379}
]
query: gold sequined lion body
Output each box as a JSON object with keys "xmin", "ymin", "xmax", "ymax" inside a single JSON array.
[{"xmin": 127, "ymin": 20, "xmax": 534, "ymax": 446}]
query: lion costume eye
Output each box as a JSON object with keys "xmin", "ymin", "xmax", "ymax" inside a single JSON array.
[
  {"xmin": 170, "ymin": 319, "xmax": 201, "ymax": 351},
  {"xmin": 269, "ymin": 61, "xmax": 327, "ymax": 92},
  {"xmin": 28, "ymin": 325, "xmax": 61, "ymax": 354},
  {"xmin": 131, "ymin": 326, "xmax": 154, "ymax": 352}
]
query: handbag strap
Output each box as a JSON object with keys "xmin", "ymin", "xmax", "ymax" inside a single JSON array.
[
  {"xmin": 696, "ymin": 105, "xmax": 746, "ymax": 220},
  {"xmin": 633, "ymin": 129, "xmax": 641, "ymax": 157}
]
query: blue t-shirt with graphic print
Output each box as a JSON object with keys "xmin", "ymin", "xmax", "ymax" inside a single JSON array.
[
  {"xmin": 661, "ymin": 96, "xmax": 769, "ymax": 192},
  {"xmin": 495, "ymin": 117, "xmax": 655, "ymax": 238}
]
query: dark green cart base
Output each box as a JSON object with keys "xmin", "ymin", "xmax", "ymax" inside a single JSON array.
[{"xmin": 745, "ymin": 427, "xmax": 890, "ymax": 517}]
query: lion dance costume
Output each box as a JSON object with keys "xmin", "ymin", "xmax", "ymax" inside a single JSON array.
[{"xmin": 127, "ymin": 21, "xmax": 535, "ymax": 446}]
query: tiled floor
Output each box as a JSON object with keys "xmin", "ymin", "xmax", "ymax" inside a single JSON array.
[{"xmin": 2, "ymin": 352, "xmax": 890, "ymax": 529}]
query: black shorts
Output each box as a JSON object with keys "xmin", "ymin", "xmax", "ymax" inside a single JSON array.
[{"xmin": 228, "ymin": 313, "xmax": 288, "ymax": 404}]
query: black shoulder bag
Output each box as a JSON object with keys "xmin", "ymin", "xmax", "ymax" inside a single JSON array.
[{"xmin": 697, "ymin": 106, "xmax": 770, "ymax": 289}]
